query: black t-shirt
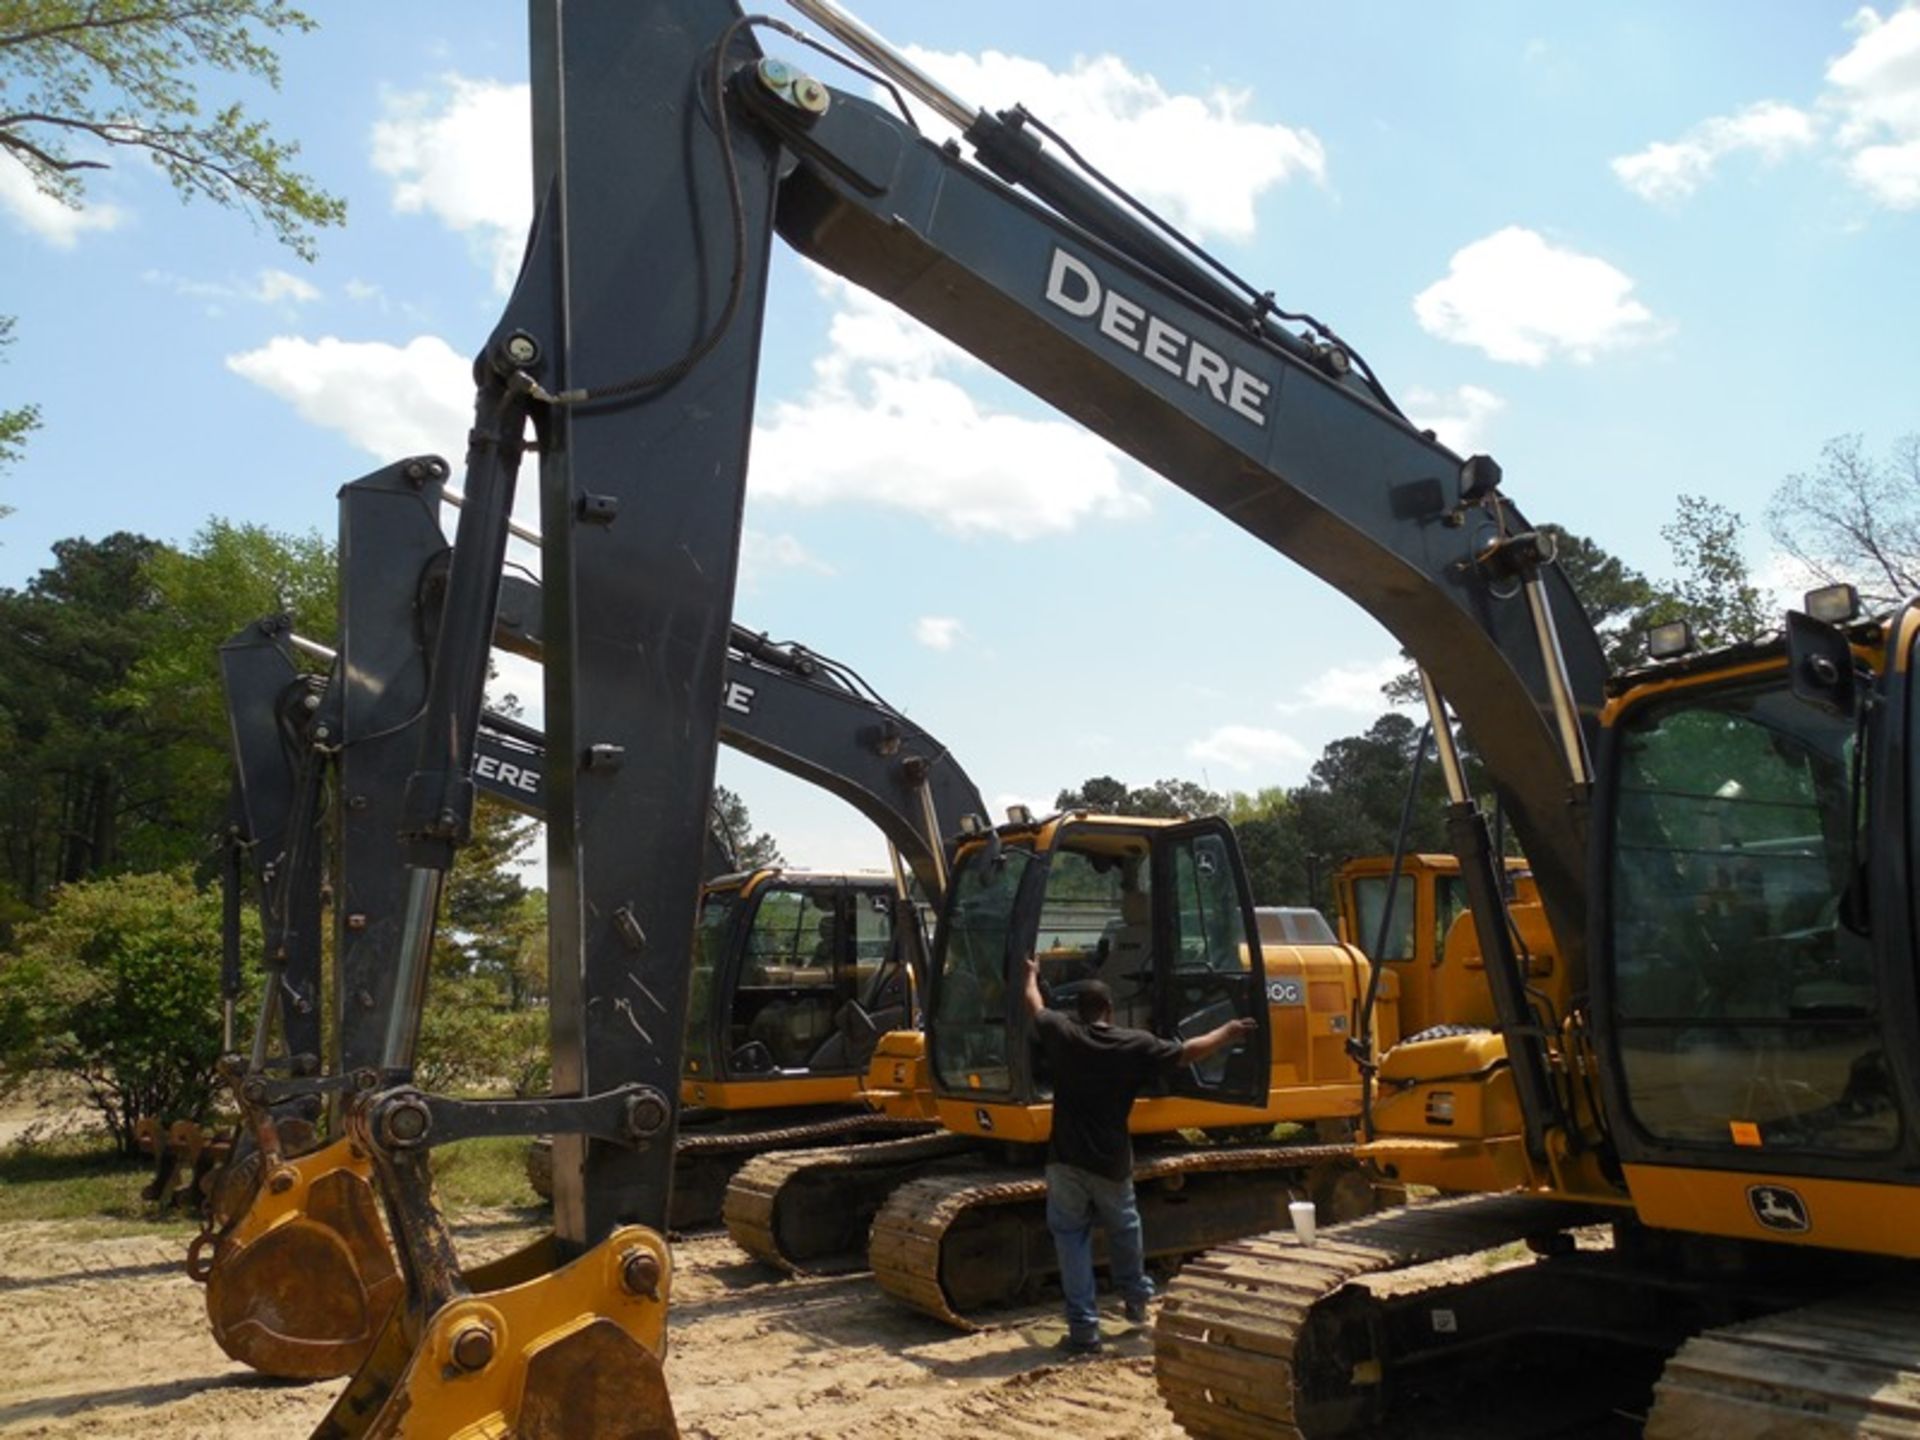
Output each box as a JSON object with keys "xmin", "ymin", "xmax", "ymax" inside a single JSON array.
[{"xmin": 1033, "ymin": 1008, "xmax": 1184, "ymax": 1181}]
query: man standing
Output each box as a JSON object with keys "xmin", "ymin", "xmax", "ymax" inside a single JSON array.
[{"xmin": 1022, "ymin": 954, "xmax": 1256, "ymax": 1354}]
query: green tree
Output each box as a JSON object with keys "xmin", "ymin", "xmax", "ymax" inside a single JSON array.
[
  {"xmin": 413, "ymin": 976, "xmax": 549, "ymax": 1099},
  {"xmin": 1769, "ymin": 432, "xmax": 1920, "ymax": 608},
  {"xmin": 0, "ymin": 1, "xmax": 345, "ymax": 258},
  {"xmin": 126, "ymin": 517, "xmax": 335, "ymax": 830},
  {"xmin": 1659, "ymin": 496, "xmax": 1769, "ymax": 648},
  {"xmin": 712, "ymin": 784, "xmax": 782, "ymax": 870},
  {"xmin": 0, "ymin": 315, "xmax": 37, "ymax": 489},
  {"xmin": 0, "ymin": 867, "xmax": 245, "ymax": 1151},
  {"xmin": 1547, "ymin": 525, "xmax": 1667, "ymax": 670},
  {"xmin": 435, "ymin": 796, "xmax": 537, "ymax": 987},
  {"xmin": 1054, "ymin": 774, "xmax": 1227, "ymax": 818},
  {"xmin": 0, "ymin": 532, "xmax": 169, "ymax": 902},
  {"xmin": 0, "ymin": 523, "xmax": 331, "ymax": 905}
]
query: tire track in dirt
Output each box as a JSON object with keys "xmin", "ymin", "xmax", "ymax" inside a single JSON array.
[{"xmin": 0, "ymin": 1218, "xmax": 1187, "ymax": 1439}]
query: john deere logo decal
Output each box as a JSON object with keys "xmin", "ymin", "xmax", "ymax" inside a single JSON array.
[{"xmin": 1747, "ymin": 1184, "xmax": 1810, "ymax": 1233}]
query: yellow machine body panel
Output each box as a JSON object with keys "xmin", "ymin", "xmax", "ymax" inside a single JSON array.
[
  {"xmin": 1621, "ymin": 1164, "xmax": 1920, "ymax": 1257},
  {"xmin": 938, "ymin": 936, "xmax": 1370, "ymax": 1143},
  {"xmin": 679, "ymin": 1074, "xmax": 861, "ymax": 1110},
  {"xmin": 861, "ymin": 1029, "xmax": 936, "ymax": 1120},
  {"xmin": 1334, "ymin": 852, "xmax": 1533, "ymax": 1040}
]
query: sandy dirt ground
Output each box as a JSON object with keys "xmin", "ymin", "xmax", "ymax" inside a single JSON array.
[{"xmin": 0, "ymin": 1214, "xmax": 1183, "ymax": 1439}]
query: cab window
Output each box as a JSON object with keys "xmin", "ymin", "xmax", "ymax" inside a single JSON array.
[
  {"xmin": 1352, "ymin": 876, "xmax": 1416, "ymax": 962},
  {"xmin": 1033, "ymin": 848, "xmax": 1153, "ymax": 1030},
  {"xmin": 1610, "ymin": 681, "xmax": 1894, "ymax": 1155},
  {"xmin": 732, "ymin": 887, "xmax": 841, "ymax": 1073},
  {"xmin": 931, "ymin": 847, "xmax": 1029, "ymax": 1093},
  {"xmin": 1165, "ymin": 829, "xmax": 1259, "ymax": 1088}
]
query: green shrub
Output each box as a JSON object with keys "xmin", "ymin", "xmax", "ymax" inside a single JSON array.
[{"xmin": 0, "ymin": 869, "xmax": 244, "ymax": 1152}]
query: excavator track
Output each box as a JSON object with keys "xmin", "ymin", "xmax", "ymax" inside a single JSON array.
[
  {"xmin": 725, "ymin": 1129, "xmax": 980, "ymax": 1272},
  {"xmin": 1152, "ymin": 1193, "xmax": 1587, "ymax": 1439},
  {"xmin": 871, "ymin": 1142, "xmax": 1361, "ymax": 1330},
  {"xmin": 1647, "ymin": 1289, "xmax": 1920, "ymax": 1438},
  {"xmin": 529, "ymin": 1111, "xmax": 937, "ymax": 1227}
]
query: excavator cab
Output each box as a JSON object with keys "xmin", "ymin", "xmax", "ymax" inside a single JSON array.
[
  {"xmin": 684, "ymin": 869, "xmax": 924, "ymax": 1103},
  {"xmin": 1335, "ymin": 852, "xmax": 1536, "ymax": 1042},
  {"xmin": 926, "ymin": 812, "xmax": 1271, "ymax": 1135},
  {"xmin": 1590, "ymin": 600, "xmax": 1920, "ymax": 1253}
]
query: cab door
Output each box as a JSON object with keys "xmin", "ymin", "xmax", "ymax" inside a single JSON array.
[{"xmin": 1153, "ymin": 818, "xmax": 1270, "ymax": 1106}]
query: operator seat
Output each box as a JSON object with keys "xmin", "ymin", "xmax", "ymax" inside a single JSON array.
[{"xmin": 1098, "ymin": 888, "xmax": 1154, "ymax": 1028}]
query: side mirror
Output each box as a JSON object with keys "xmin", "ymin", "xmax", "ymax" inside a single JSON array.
[{"xmin": 1785, "ymin": 610, "xmax": 1857, "ymax": 717}]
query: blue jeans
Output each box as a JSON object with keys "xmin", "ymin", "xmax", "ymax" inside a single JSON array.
[{"xmin": 1045, "ymin": 1161, "xmax": 1152, "ymax": 1341}]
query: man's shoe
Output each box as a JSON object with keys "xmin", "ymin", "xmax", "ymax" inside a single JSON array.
[
  {"xmin": 1123, "ymin": 1296, "xmax": 1152, "ymax": 1324},
  {"xmin": 1055, "ymin": 1332, "xmax": 1104, "ymax": 1356}
]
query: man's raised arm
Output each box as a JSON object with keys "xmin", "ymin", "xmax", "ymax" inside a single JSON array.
[{"xmin": 1178, "ymin": 1016, "xmax": 1256, "ymax": 1066}]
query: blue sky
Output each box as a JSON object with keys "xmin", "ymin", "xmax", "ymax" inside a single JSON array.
[{"xmin": 3, "ymin": 1, "xmax": 1917, "ymax": 872}]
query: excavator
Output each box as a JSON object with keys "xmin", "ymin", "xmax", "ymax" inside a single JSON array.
[
  {"xmin": 192, "ymin": 457, "xmax": 984, "ymax": 1382},
  {"xmin": 722, "ymin": 807, "xmax": 1386, "ymax": 1327},
  {"xmin": 1156, "ymin": 598, "xmax": 1920, "ymax": 1437},
  {"xmin": 1332, "ymin": 851, "xmax": 1537, "ymax": 1046},
  {"xmin": 262, "ymin": 3, "xmax": 1918, "ymax": 1436}
]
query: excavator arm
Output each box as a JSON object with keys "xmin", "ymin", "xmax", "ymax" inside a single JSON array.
[
  {"xmin": 742, "ymin": 16, "xmax": 1606, "ymax": 965},
  {"xmin": 201, "ymin": 451, "xmax": 984, "ymax": 1388},
  {"xmin": 314, "ymin": 4, "xmax": 1613, "ymax": 1431}
]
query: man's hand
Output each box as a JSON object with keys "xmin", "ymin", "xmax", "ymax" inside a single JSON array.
[
  {"xmin": 1178, "ymin": 1013, "xmax": 1258, "ymax": 1066},
  {"xmin": 1021, "ymin": 952, "xmax": 1044, "ymax": 1019}
]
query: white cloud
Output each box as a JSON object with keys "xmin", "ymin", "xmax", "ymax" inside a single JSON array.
[
  {"xmin": 1413, "ymin": 227, "xmax": 1665, "ymax": 366},
  {"xmin": 1607, "ymin": 6, "xmax": 1920, "ymax": 213},
  {"xmin": 1404, "ymin": 384, "xmax": 1505, "ymax": 455},
  {"xmin": 256, "ymin": 269, "xmax": 322, "ymax": 304},
  {"xmin": 895, "ymin": 47, "xmax": 1323, "ymax": 243},
  {"xmin": 738, "ymin": 530, "xmax": 833, "ymax": 590},
  {"xmin": 226, "ymin": 334, "xmax": 471, "ymax": 458},
  {"xmin": 371, "ymin": 75, "xmax": 531, "ymax": 290},
  {"xmin": 1611, "ymin": 101, "xmax": 1818, "ymax": 201},
  {"xmin": 0, "ymin": 154, "xmax": 124, "ymax": 248},
  {"xmin": 1826, "ymin": 4, "xmax": 1920, "ymax": 209},
  {"xmin": 1274, "ymin": 654, "xmax": 1413, "ymax": 716},
  {"xmin": 751, "ymin": 284, "xmax": 1148, "ymax": 540},
  {"xmin": 145, "ymin": 267, "xmax": 321, "ymax": 308},
  {"xmin": 1188, "ymin": 724, "xmax": 1310, "ymax": 773},
  {"xmin": 914, "ymin": 616, "xmax": 964, "ymax": 651}
]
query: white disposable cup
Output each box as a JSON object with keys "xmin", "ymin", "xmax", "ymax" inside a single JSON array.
[{"xmin": 1289, "ymin": 1199, "xmax": 1318, "ymax": 1246}]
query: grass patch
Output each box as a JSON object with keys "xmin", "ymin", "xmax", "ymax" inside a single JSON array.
[
  {"xmin": 431, "ymin": 1135, "xmax": 543, "ymax": 1214},
  {"xmin": 0, "ymin": 1129, "xmax": 196, "ymax": 1234},
  {"xmin": 0, "ymin": 1123, "xmax": 543, "ymax": 1232}
]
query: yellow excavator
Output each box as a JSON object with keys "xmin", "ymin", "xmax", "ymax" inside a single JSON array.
[
  {"xmin": 1332, "ymin": 851, "xmax": 1540, "ymax": 1051},
  {"xmin": 256, "ymin": 5, "xmax": 1920, "ymax": 1435},
  {"xmin": 191, "ymin": 461, "xmax": 981, "ymax": 1383},
  {"xmin": 723, "ymin": 809, "xmax": 1389, "ymax": 1326},
  {"xmin": 1158, "ymin": 594, "xmax": 1920, "ymax": 1437}
]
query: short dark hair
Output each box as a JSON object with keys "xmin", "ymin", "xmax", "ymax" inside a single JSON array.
[{"xmin": 1075, "ymin": 981, "xmax": 1114, "ymax": 1024}]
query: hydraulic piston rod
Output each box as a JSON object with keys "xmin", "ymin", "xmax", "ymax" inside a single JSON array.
[{"xmin": 786, "ymin": 0, "xmax": 979, "ymax": 131}]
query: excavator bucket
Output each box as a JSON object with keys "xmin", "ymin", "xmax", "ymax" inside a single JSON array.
[
  {"xmin": 309, "ymin": 1225, "xmax": 677, "ymax": 1440},
  {"xmin": 198, "ymin": 1138, "xmax": 403, "ymax": 1380}
]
